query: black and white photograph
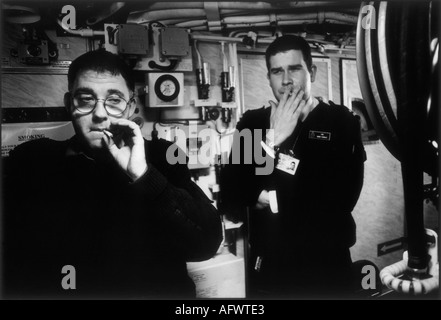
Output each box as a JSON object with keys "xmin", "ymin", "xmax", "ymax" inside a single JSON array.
[{"xmin": 0, "ymin": 0, "xmax": 439, "ymax": 307}]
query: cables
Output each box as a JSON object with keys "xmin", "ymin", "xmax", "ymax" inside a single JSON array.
[
  {"xmin": 148, "ymin": 59, "xmax": 179, "ymax": 71},
  {"xmin": 57, "ymin": 18, "xmax": 105, "ymax": 37}
]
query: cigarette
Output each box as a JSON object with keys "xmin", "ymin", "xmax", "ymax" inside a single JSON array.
[{"xmin": 103, "ymin": 130, "xmax": 113, "ymax": 138}]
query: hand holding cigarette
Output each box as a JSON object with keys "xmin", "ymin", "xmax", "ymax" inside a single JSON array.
[
  {"xmin": 103, "ymin": 130, "xmax": 113, "ymax": 138},
  {"xmin": 268, "ymin": 85, "xmax": 315, "ymax": 146},
  {"xmin": 102, "ymin": 119, "xmax": 148, "ymax": 181}
]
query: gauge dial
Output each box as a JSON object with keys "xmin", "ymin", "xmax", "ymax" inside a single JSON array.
[{"xmin": 154, "ymin": 74, "xmax": 180, "ymax": 102}]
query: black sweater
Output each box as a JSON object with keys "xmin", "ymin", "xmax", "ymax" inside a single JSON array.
[
  {"xmin": 2, "ymin": 136, "xmax": 222, "ymax": 299},
  {"xmin": 220, "ymin": 101, "xmax": 366, "ymax": 292}
]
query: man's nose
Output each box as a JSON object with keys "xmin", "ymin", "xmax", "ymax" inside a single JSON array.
[
  {"xmin": 92, "ymin": 100, "xmax": 108, "ymax": 120},
  {"xmin": 282, "ymin": 71, "xmax": 293, "ymax": 86}
]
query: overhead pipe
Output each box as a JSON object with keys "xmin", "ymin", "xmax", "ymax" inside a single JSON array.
[
  {"xmin": 176, "ymin": 18, "xmax": 354, "ymax": 31},
  {"xmin": 127, "ymin": 8, "xmax": 357, "ymax": 26},
  {"xmin": 221, "ymin": 1, "xmax": 341, "ymax": 10},
  {"xmin": 222, "ymin": 19, "xmax": 354, "ymax": 30},
  {"xmin": 228, "ymin": 30, "xmax": 274, "ymax": 38},
  {"xmin": 130, "ymin": 10, "xmax": 267, "ymax": 23},
  {"xmin": 56, "ymin": 18, "xmax": 105, "ymax": 37},
  {"xmin": 151, "ymin": 12, "xmax": 357, "ymax": 31},
  {"xmin": 152, "ymin": 18, "xmax": 192, "ymax": 25},
  {"xmin": 222, "ymin": 12, "xmax": 357, "ymax": 25},
  {"xmin": 191, "ymin": 34, "xmax": 274, "ymax": 44},
  {"xmin": 136, "ymin": 1, "xmax": 341, "ymax": 12},
  {"xmin": 142, "ymin": 11, "xmax": 257, "ymax": 26},
  {"xmin": 189, "ymin": 33, "xmax": 355, "ymax": 57},
  {"xmin": 130, "ymin": 9, "xmax": 339, "ymax": 25},
  {"xmin": 128, "ymin": 9, "xmax": 206, "ymax": 23},
  {"xmin": 168, "ymin": 19, "xmax": 207, "ymax": 28},
  {"xmin": 222, "ymin": 20, "xmax": 320, "ymax": 30}
]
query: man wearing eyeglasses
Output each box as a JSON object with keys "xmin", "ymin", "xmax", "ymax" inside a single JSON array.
[{"xmin": 2, "ymin": 50, "xmax": 222, "ymax": 299}]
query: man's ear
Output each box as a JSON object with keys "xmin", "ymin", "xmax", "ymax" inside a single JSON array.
[
  {"xmin": 64, "ymin": 92, "xmax": 72, "ymax": 118},
  {"xmin": 310, "ymin": 65, "xmax": 317, "ymax": 83},
  {"xmin": 127, "ymin": 98, "xmax": 138, "ymax": 118}
]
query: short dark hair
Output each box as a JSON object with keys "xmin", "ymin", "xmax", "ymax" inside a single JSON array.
[
  {"xmin": 265, "ymin": 35, "xmax": 313, "ymax": 72},
  {"xmin": 68, "ymin": 49, "xmax": 135, "ymax": 91}
]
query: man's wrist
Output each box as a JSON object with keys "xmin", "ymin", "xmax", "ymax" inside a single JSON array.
[
  {"xmin": 265, "ymin": 137, "xmax": 280, "ymax": 153},
  {"xmin": 130, "ymin": 163, "xmax": 149, "ymax": 182},
  {"xmin": 261, "ymin": 140, "xmax": 280, "ymax": 159}
]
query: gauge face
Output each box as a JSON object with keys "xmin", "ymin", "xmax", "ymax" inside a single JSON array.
[
  {"xmin": 154, "ymin": 74, "xmax": 180, "ymax": 102},
  {"xmin": 160, "ymin": 80, "xmax": 176, "ymax": 97}
]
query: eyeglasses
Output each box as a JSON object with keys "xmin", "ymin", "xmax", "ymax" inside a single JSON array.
[{"xmin": 71, "ymin": 93, "xmax": 134, "ymax": 117}]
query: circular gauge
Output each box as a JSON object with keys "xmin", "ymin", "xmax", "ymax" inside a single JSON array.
[{"xmin": 154, "ymin": 74, "xmax": 180, "ymax": 102}]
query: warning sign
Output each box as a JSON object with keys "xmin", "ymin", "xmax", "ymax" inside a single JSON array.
[{"xmin": 1, "ymin": 122, "xmax": 74, "ymax": 157}]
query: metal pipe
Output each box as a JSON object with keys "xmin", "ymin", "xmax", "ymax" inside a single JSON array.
[
  {"xmin": 128, "ymin": 9, "xmax": 206, "ymax": 23},
  {"xmin": 180, "ymin": 17, "xmax": 354, "ymax": 32},
  {"xmin": 191, "ymin": 34, "xmax": 274, "ymax": 44},
  {"xmin": 192, "ymin": 34, "xmax": 244, "ymax": 43},
  {"xmin": 128, "ymin": 8, "xmax": 357, "ymax": 26},
  {"xmin": 174, "ymin": 20, "xmax": 208, "ymax": 28},
  {"xmin": 224, "ymin": 20, "xmax": 320, "ymax": 29},
  {"xmin": 398, "ymin": 1, "xmax": 431, "ymax": 271},
  {"xmin": 56, "ymin": 19, "xmax": 105, "ymax": 37},
  {"xmin": 137, "ymin": 2, "xmax": 341, "ymax": 11},
  {"xmin": 190, "ymin": 34, "xmax": 355, "ymax": 55},
  {"xmin": 222, "ymin": 12, "xmax": 357, "ymax": 24}
]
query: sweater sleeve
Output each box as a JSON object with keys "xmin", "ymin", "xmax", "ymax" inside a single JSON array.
[
  {"xmin": 340, "ymin": 110, "xmax": 367, "ymax": 213},
  {"xmin": 219, "ymin": 108, "xmax": 274, "ymax": 222},
  {"xmin": 127, "ymin": 139, "xmax": 223, "ymax": 262}
]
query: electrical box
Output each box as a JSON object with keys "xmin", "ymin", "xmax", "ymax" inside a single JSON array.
[
  {"xmin": 147, "ymin": 72, "xmax": 184, "ymax": 107},
  {"xmin": 116, "ymin": 24, "xmax": 149, "ymax": 55},
  {"xmin": 18, "ymin": 40, "xmax": 49, "ymax": 65},
  {"xmin": 104, "ymin": 24, "xmax": 193, "ymax": 71},
  {"xmin": 159, "ymin": 27, "xmax": 190, "ymax": 58}
]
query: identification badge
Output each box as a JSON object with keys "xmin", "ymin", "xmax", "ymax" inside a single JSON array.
[{"xmin": 276, "ymin": 153, "xmax": 300, "ymax": 175}]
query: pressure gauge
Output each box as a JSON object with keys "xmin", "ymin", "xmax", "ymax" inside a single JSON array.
[
  {"xmin": 147, "ymin": 73, "xmax": 184, "ymax": 107},
  {"xmin": 154, "ymin": 74, "xmax": 180, "ymax": 102}
]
